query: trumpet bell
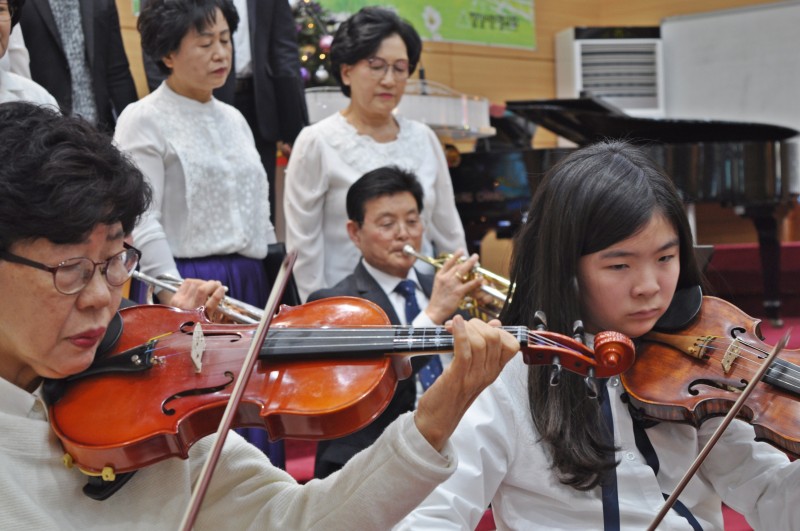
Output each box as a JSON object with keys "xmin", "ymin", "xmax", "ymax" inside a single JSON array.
[{"xmin": 402, "ymin": 245, "xmax": 512, "ymax": 321}]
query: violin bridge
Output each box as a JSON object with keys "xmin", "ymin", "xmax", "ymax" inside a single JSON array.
[
  {"xmin": 191, "ymin": 323, "xmax": 206, "ymax": 373},
  {"xmin": 720, "ymin": 338, "xmax": 742, "ymax": 375}
]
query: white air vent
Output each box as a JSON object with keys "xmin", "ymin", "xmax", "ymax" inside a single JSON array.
[{"xmin": 556, "ymin": 28, "xmax": 664, "ymax": 118}]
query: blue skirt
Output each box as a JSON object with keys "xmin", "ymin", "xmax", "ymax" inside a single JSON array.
[{"xmin": 130, "ymin": 254, "xmax": 285, "ymax": 469}]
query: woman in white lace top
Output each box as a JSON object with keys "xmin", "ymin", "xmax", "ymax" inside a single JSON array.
[
  {"xmin": 114, "ymin": 0, "xmax": 280, "ymax": 465},
  {"xmin": 284, "ymin": 7, "xmax": 466, "ymax": 301},
  {"xmin": 114, "ymin": 0, "xmax": 276, "ymax": 309}
]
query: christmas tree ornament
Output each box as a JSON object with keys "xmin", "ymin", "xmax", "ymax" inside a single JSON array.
[
  {"xmin": 319, "ymin": 34, "xmax": 333, "ymax": 52},
  {"xmin": 314, "ymin": 65, "xmax": 329, "ymax": 83}
]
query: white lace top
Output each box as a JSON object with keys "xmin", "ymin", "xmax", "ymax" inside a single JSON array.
[
  {"xmin": 283, "ymin": 112, "xmax": 466, "ymax": 301},
  {"xmin": 114, "ymin": 82, "xmax": 276, "ymax": 280}
]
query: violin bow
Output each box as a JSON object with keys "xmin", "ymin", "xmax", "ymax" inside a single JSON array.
[
  {"xmin": 647, "ymin": 329, "xmax": 792, "ymax": 531},
  {"xmin": 179, "ymin": 251, "xmax": 298, "ymax": 531}
]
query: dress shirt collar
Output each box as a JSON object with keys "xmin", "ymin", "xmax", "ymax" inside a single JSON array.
[
  {"xmin": 0, "ymin": 374, "xmax": 43, "ymax": 419},
  {"xmin": 361, "ymin": 259, "xmax": 420, "ymax": 296}
]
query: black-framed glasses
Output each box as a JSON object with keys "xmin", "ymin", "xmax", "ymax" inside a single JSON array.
[
  {"xmin": 0, "ymin": 2, "xmax": 14, "ymax": 23},
  {"xmin": 0, "ymin": 243, "xmax": 141, "ymax": 295},
  {"xmin": 365, "ymin": 56, "xmax": 410, "ymax": 80}
]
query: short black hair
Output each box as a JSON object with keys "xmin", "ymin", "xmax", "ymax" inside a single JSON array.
[
  {"xmin": 330, "ymin": 6, "xmax": 422, "ymax": 97},
  {"xmin": 0, "ymin": 102, "xmax": 152, "ymax": 251},
  {"xmin": 346, "ymin": 166, "xmax": 424, "ymax": 225},
  {"xmin": 8, "ymin": 0, "xmax": 23, "ymax": 28},
  {"xmin": 138, "ymin": 0, "xmax": 239, "ymax": 75}
]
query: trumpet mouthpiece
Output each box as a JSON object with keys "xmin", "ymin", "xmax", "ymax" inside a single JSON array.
[{"xmin": 402, "ymin": 244, "xmax": 416, "ymax": 256}]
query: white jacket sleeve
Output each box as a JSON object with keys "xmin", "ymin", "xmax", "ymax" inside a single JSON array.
[
  {"xmin": 283, "ymin": 128, "xmax": 329, "ymax": 301},
  {"xmin": 699, "ymin": 418, "xmax": 800, "ymax": 529},
  {"xmin": 424, "ymin": 128, "xmax": 467, "ymax": 255},
  {"xmin": 196, "ymin": 413, "xmax": 457, "ymax": 530},
  {"xmin": 114, "ymin": 108, "xmax": 181, "ymax": 280},
  {"xmin": 394, "ymin": 379, "xmax": 516, "ymax": 530}
]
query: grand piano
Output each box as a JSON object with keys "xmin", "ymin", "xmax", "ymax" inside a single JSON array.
[{"xmin": 450, "ymin": 97, "xmax": 799, "ymax": 321}]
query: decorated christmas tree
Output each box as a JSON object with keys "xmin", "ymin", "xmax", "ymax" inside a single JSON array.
[{"xmin": 293, "ymin": 0, "xmax": 340, "ymax": 88}]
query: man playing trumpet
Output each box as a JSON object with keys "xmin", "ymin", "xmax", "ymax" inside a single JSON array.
[{"xmin": 308, "ymin": 165, "xmax": 486, "ymax": 479}]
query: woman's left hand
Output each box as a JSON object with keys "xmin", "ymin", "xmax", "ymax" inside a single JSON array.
[
  {"xmin": 157, "ymin": 278, "xmax": 226, "ymax": 319},
  {"xmin": 414, "ymin": 316, "xmax": 519, "ymax": 451}
]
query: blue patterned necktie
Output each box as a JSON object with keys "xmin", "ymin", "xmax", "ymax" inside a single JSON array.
[{"xmin": 394, "ymin": 279, "xmax": 443, "ymax": 390}]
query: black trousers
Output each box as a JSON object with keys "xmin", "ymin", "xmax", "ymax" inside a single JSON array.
[{"xmin": 234, "ymin": 82, "xmax": 278, "ymax": 224}]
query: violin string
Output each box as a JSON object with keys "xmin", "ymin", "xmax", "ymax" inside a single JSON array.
[
  {"xmin": 526, "ymin": 331, "xmax": 584, "ymax": 353},
  {"xmin": 138, "ymin": 325, "xmax": 590, "ymax": 358},
  {"xmin": 685, "ymin": 337, "xmax": 800, "ymax": 392},
  {"xmin": 141, "ymin": 329, "xmax": 800, "ymax": 390}
]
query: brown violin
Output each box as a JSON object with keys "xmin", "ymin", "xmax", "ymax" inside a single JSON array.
[
  {"xmin": 48, "ymin": 296, "xmax": 635, "ymax": 478},
  {"xmin": 622, "ymin": 295, "xmax": 800, "ymax": 457}
]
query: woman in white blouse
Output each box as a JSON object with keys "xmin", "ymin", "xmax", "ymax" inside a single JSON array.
[
  {"xmin": 114, "ymin": 0, "xmax": 274, "ymax": 309},
  {"xmin": 0, "ymin": 0, "xmax": 55, "ymax": 107},
  {"xmin": 284, "ymin": 7, "xmax": 467, "ymax": 301},
  {"xmin": 114, "ymin": 0, "xmax": 279, "ymax": 464}
]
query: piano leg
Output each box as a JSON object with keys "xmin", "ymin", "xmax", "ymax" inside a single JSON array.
[{"xmin": 743, "ymin": 206, "xmax": 784, "ymax": 327}]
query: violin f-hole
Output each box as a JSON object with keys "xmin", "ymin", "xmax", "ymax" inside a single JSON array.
[
  {"xmin": 179, "ymin": 321, "xmax": 244, "ymax": 342},
  {"xmin": 688, "ymin": 378, "xmax": 746, "ymax": 396},
  {"xmin": 162, "ymin": 371, "xmax": 236, "ymax": 415}
]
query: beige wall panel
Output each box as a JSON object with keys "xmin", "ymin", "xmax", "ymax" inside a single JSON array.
[{"xmin": 600, "ymin": 0, "xmax": 779, "ymax": 25}]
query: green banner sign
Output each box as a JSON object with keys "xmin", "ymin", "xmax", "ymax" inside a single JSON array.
[{"xmin": 318, "ymin": 0, "xmax": 536, "ymax": 50}]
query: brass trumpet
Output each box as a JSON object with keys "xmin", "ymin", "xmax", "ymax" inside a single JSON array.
[
  {"xmin": 131, "ymin": 270, "xmax": 263, "ymax": 324},
  {"xmin": 402, "ymin": 244, "xmax": 511, "ymax": 320}
]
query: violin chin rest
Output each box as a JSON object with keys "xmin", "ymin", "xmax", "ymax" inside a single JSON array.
[
  {"xmin": 41, "ymin": 311, "xmax": 125, "ymax": 406},
  {"xmin": 654, "ymin": 285, "xmax": 703, "ymax": 332}
]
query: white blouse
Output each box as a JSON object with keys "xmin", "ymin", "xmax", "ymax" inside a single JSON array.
[
  {"xmin": 114, "ymin": 82, "xmax": 276, "ymax": 280},
  {"xmin": 396, "ymin": 354, "xmax": 800, "ymax": 530},
  {"xmin": 283, "ymin": 112, "xmax": 467, "ymax": 301},
  {"xmin": 0, "ymin": 68, "xmax": 57, "ymax": 107}
]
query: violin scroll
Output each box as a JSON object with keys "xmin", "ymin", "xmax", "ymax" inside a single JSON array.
[
  {"xmin": 521, "ymin": 328, "xmax": 635, "ymax": 379},
  {"xmin": 594, "ymin": 331, "xmax": 635, "ymax": 371}
]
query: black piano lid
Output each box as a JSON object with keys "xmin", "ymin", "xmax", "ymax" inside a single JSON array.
[{"xmin": 506, "ymin": 98, "xmax": 799, "ymax": 145}]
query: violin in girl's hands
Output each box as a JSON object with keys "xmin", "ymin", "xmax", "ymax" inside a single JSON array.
[
  {"xmin": 46, "ymin": 296, "xmax": 635, "ymax": 478},
  {"xmin": 623, "ymin": 295, "xmax": 800, "ymax": 457}
]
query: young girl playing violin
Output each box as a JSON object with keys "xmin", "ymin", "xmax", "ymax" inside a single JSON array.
[
  {"xmin": 396, "ymin": 140, "xmax": 800, "ymax": 530},
  {"xmin": 0, "ymin": 101, "xmax": 520, "ymax": 530}
]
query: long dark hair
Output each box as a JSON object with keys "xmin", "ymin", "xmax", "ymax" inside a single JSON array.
[{"xmin": 500, "ymin": 140, "xmax": 702, "ymax": 490}]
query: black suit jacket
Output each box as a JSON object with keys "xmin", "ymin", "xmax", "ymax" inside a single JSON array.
[
  {"xmin": 19, "ymin": 0, "xmax": 138, "ymax": 132},
  {"xmin": 308, "ymin": 262, "xmax": 436, "ymax": 470},
  {"xmin": 142, "ymin": 0, "xmax": 308, "ymax": 144}
]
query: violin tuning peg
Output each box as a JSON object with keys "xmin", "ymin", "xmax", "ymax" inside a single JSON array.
[
  {"xmin": 549, "ymin": 356, "xmax": 562, "ymax": 386},
  {"xmin": 584, "ymin": 367, "xmax": 599, "ymax": 399},
  {"xmin": 572, "ymin": 320, "xmax": 585, "ymax": 344},
  {"xmin": 584, "ymin": 376, "xmax": 600, "ymax": 399},
  {"xmin": 534, "ymin": 310, "xmax": 548, "ymax": 331}
]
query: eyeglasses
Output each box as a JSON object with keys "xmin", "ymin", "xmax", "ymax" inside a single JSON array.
[
  {"xmin": 365, "ymin": 57, "xmax": 410, "ymax": 80},
  {"xmin": 370, "ymin": 217, "xmax": 422, "ymax": 236},
  {"xmin": 0, "ymin": 243, "xmax": 141, "ymax": 295},
  {"xmin": 0, "ymin": 3, "xmax": 13, "ymax": 23}
]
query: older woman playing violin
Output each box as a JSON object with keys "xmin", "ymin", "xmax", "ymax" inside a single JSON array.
[
  {"xmin": 284, "ymin": 6, "xmax": 467, "ymax": 301},
  {"xmin": 0, "ymin": 102, "xmax": 519, "ymax": 529}
]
